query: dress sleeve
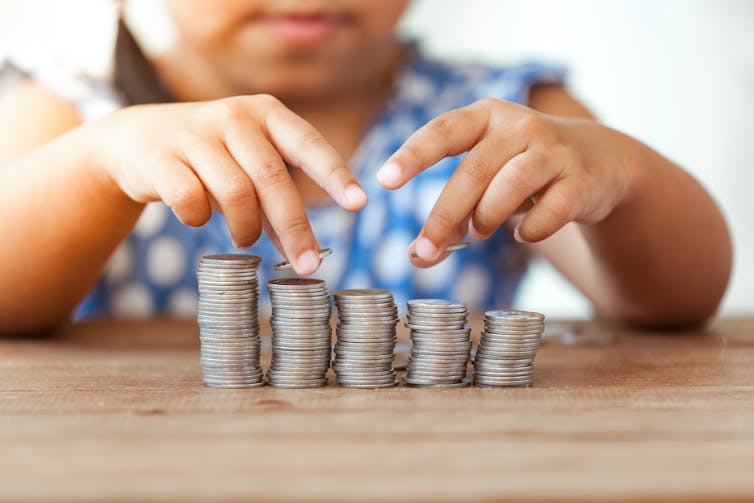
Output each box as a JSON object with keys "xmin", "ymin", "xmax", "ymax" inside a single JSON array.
[
  {"xmin": 0, "ymin": 56, "xmax": 30, "ymax": 98},
  {"xmin": 0, "ymin": 49, "xmax": 123, "ymax": 121},
  {"xmin": 477, "ymin": 61, "xmax": 568, "ymax": 106}
]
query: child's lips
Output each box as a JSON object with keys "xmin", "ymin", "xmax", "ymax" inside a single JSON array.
[{"xmin": 263, "ymin": 14, "xmax": 345, "ymax": 46}]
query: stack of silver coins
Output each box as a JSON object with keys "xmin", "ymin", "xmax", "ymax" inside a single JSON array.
[
  {"xmin": 332, "ymin": 289, "xmax": 399, "ymax": 388},
  {"xmin": 266, "ymin": 278, "xmax": 332, "ymax": 388},
  {"xmin": 474, "ymin": 310, "xmax": 545, "ymax": 388},
  {"xmin": 404, "ymin": 299, "xmax": 472, "ymax": 388},
  {"xmin": 196, "ymin": 254, "xmax": 264, "ymax": 388}
]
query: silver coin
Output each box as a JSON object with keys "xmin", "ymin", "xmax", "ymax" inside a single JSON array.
[
  {"xmin": 203, "ymin": 380, "xmax": 266, "ymax": 388},
  {"xmin": 267, "ymin": 277, "xmax": 333, "ymax": 387},
  {"xmin": 404, "ymin": 298, "xmax": 472, "ymax": 386},
  {"xmin": 273, "ymin": 248, "xmax": 333, "ymax": 271},
  {"xmin": 338, "ymin": 380, "xmax": 399, "ymax": 389},
  {"xmin": 331, "ymin": 290, "xmax": 398, "ymax": 387},
  {"xmin": 196, "ymin": 254, "xmax": 263, "ymax": 388},
  {"xmin": 332, "ymin": 366, "xmax": 395, "ymax": 375},
  {"xmin": 404, "ymin": 377, "xmax": 472, "ymax": 388},
  {"xmin": 474, "ymin": 382, "xmax": 531, "ymax": 389},
  {"xmin": 336, "ymin": 374, "xmax": 397, "ymax": 383},
  {"xmin": 200, "ymin": 350, "xmax": 260, "ymax": 359},
  {"xmin": 474, "ymin": 377, "xmax": 533, "ymax": 386},
  {"xmin": 266, "ymin": 380, "xmax": 329, "ymax": 389},
  {"xmin": 410, "ymin": 241, "xmax": 470, "ymax": 258},
  {"xmin": 474, "ymin": 309, "xmax": 544, "ymax": 387},
  {"xmin": 268, "ymin": 278, "xmax": 327, "ymax": 288}
]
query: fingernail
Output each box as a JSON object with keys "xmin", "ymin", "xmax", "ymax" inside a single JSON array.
[
  {"xmin": 344, "ymin": 184, "xmax": 367, "ymax": 208},
  {"xmin": 376, "ymin": 161, "xmax": 402, "ymax": 188},
  {"xmin": 415, "ymin": 237, "xmax": 440, "ymax": 261},
  {"xmin": 295, "ymin": 249, "xmax": 320, "ymax": 275},
  {"xmin": 514, "ymin": 226, "xmax": 529, "ymax": 244},
  {"xmin": 468, "ymin": 220, "xmax": 485, "ymax": 240}
]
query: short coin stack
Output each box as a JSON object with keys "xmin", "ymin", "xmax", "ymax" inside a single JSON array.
[
  {"xmin": 404, "ymin": 299, "xmax": 472, "ymax": 388},
  {"xmin": 196, "ymin": 254, "xmax": 264, "ymax": 388},
  {"xmin": 266, "ymin": 278, "xmax": 332, "ymax": 388},
  {"xmin": 332, "ymin": 289, "xmax": 399, "ymax": 388},
  {"xmin": 474, "ymin": 310, "xmax": 545, "ymax": 388}
]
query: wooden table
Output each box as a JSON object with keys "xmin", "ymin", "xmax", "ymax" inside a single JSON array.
[{"xmin": 1, "ymin": 317, "xmax": 753, "ymax": 502}]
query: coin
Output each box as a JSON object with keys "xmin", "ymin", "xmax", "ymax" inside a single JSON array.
[
  {"xmin": 410, "ymin": 241, "xmax": 470, "ymax": 259},
  {"xmin": 332, "ymin": 289, "xmax": 398, "ymax": 389},
  {"xmin": 273, "ymin": 248, "xmax": 333, "ymax": 271},
  {"xmin": 197, "ymin": 254, "xmax": 265, "ymax": 388},
  {"xmin": 403, "ymin": 298, "xmax": 471, "ymax": 388},
  {"xmin": 473, "ymin": 309, "xmax": 545, "ymax": 388},
  {"xmin": 266, "ymin": 278, "xmax": 332, "ymax": 388}
]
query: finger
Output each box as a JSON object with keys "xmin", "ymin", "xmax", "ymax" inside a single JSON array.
[
  {"xmin": 376, "ymin": 105, "xmax": 487, "ymax": 190},
  {"xmin": 224, "ymin": 131, "xmax": 321, "ymax": 276},
  {"xmin": 512, "ymin": 198, "xmax": 535, "ymax": 215},
  {"xmin": 261, "ymin": 213, "xmax": 285, "ymax": 258},
  {"xmin": 152, "ymin": 156, "xmax": 211, "ymax": 227},
  {"xmin": 263, "ymin": 100, "xmax": 367, "ymax": 211},
  {"xmin": 515, "ymin": 181, "xmax": 581, "ymax": 243},
  {"xmin": 408, "ymin": 218, "xmax": 469, "ymax": 268},
  {"xmin": 414, "ymin": 136, "xmax": 521, "ymax": 261},
  {"xmin": 470, "ymin": 150, "xmax": 560, "ymax": 239},
  {"xmin": 181, "ymin": 137, "xmax": 262, "ymax": 248}
]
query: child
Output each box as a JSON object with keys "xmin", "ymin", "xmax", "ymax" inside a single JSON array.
[{"xmin": 0, "ymin": 0, "xmax": 732, "ymax": 333}]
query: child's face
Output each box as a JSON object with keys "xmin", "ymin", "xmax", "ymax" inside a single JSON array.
[{"xmin": 163, "ymin": 0, "xmax": 410, "ymax": 99}]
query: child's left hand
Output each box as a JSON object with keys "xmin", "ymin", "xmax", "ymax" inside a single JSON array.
[{"xmin": 376, "ymin": 98, "xmax": 634, "ymax": 267}]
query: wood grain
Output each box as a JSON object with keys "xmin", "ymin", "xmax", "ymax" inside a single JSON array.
[{"xmin": 1, "ymin": 317, "xmax": 753, "ymax": 502}]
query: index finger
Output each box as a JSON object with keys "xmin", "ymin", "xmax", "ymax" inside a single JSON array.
[
  {"xmin": 264, "ymin": 101, "xmax": 367, "ymax": 211},
  {"xmin": 376, "ymin": 104, "xmax": 488, "ymax": 190}
]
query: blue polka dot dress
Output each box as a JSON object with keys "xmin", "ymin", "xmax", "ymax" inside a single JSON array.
[{"xmin": 1, "ymin": 48, "xmax": 565, "ymax": 319}]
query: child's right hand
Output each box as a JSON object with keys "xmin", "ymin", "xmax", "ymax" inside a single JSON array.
[{"xmin": 89, "ymin": 94, "xmax": 367, "ymax": 275}]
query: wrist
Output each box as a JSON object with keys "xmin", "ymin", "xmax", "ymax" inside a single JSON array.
[
  {"xmin": 75, "ymin": 115, "xmax": 144, "ymax": 211},
  {"xmin": 604, "ymin": 126, "xmax": 650, "ymax": 211}
]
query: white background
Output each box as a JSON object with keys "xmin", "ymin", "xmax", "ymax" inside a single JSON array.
[{"xmin": 1, "ymin": 0, "xmax": 752, "ymax": 318}]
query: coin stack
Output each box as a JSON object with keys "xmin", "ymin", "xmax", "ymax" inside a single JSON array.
[
  {"xmin": 332, "ymin": 289, "xmax": 399, "ymax": 388},
  {"xmin": 404, "ymin": 299, "xmax": 472, "ymax": 388},
  {"xmin": 266, "ymin": 278, "xmax": 332, "ymax": 388},
  {"xmin": 196, "ymin": 254, "xmax": 264, "ymax": 388},
  {"xmin": 474, "ymin": 310, "xmax": 545, "ymax": 388}
]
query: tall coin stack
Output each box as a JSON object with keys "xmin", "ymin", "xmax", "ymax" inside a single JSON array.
[
  {"xmin": 404, "ymin": 299, "xmax": 472, "ymax": 388},
  {"xmin": 266, "ymin": 278, "xmax": 332, "ymax": 388},
  {"xmin": 196, "ymin": 254, "xmax": 264, "ymax": 388},
  {"xmin": 332, "ymin": 289, "xmax": 399, "ymax": 388},
  {"xmin": 474, "ymin": 310, "xmax": 545, "ymax": 388}
]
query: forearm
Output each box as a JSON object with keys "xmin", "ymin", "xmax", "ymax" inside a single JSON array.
[
  {"xmin": 0, "ymin": 125, "xmax": 144, "ymax": 333},
  {"xmin": 576, "ymin": 127, "xmax": 732, "ymax": 326}
]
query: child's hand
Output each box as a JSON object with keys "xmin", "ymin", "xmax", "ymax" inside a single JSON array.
[
  {"xmin": 376, "ymin": 98, "xmax": 632, "ymax": 266},
  {"xmin": 92, "ymin": 95, "xmax": 367, "ymax": 275}
]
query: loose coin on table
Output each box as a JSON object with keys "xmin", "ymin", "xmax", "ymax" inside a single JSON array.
[
  {"xmin": 332, "ymin": 289, "xmax": 399, "ymax": 388},
  {"xmin": 196, "ymin": 254, "xmax": 264, "ymax": 388},
  {"xmin": 266, "ymin": 278, "xmax": 332, "ymax": 388},
  {"xmin": 474, "ymin": 309, "xmax": 545, "ymax": 388},
  {"xmin": 404, "ymin": 299, "xmax": 472, "ymax": 388}
]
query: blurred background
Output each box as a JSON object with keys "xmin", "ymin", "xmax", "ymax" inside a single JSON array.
[{"xmin": 1, "ymin": 0, "xmax": 752, "ymax": 318}]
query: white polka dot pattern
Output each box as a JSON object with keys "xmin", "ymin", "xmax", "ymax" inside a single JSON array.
[
  {"xmin": 453, "ymin": 264, "xmax": 491, "ymax": 311},
  {"xmin": 373, "ymin": 231, "xmax": 413, "ymax": 284},
  {"xmin": 134, "ymin": 203, "xmax": 168, "ymax": 238},
  {"xmin": 104, "ymin": 242, "xmax": 134, "ymax": 283},
  {"xmin": 167, "ymin": 288, "xmax": 198, "ymax": 317},
  {"xmin": 111, "ymin": 282, "xmax": 154, "ymax": 318},
  {"xmin": 146, "ymin": 236, "xmax": 186, "ymax": 286}
]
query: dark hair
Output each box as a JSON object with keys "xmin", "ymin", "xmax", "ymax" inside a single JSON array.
[{"xmin": 113, "ymin": 17, "xmax": 174, "ymax": 105}]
